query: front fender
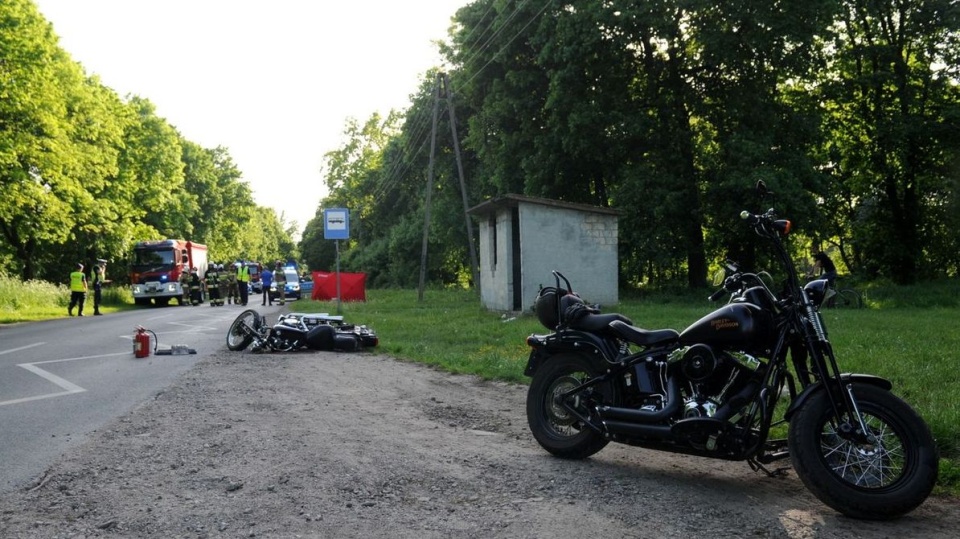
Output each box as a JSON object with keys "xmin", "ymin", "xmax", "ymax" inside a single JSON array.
[{"xmin": 784, "ymin": 373, "xmax": 893, "ymax": 421}]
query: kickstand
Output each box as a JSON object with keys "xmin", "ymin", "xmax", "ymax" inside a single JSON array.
[{"xmin": 747, "ymin": 458, "xmax": 790, "ymax": 478}]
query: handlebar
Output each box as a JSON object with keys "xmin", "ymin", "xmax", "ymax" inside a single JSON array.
[
  {"xmin": 740, "ymin": 210, "xmax": 761, "ymax": 225},
  {"xmin": 708, "ymin": 287, "xmax": 728, "ymax": 302}
]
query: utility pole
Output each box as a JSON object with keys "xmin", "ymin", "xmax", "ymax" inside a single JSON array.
[
  {"xmin": 418, "ymin": 77, "xmax": 442, "ymax": 302},
  {"xmin": 444, "ymin": 73, "xmax": 480, "ymax": 291},
  {"xmin": 418, "ymin": 72, "xmax": 480, "ymax": 301}
]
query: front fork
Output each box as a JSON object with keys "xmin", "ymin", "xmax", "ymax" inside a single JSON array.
[{"xmin": 801, "ymin": 298, "xmax": 875, "ymax": 444}]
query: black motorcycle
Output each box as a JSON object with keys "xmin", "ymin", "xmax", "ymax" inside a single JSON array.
[
  {"xmin": 524, "ymin": 188, "xmax": 938, "ymax": 519},
  {"xmin": 226, "ymin": 310, "xmax": 378, "ymax": 353}
]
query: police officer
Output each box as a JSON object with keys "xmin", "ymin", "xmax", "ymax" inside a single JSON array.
[
  {"xmin": 91, "ymin": 262, "xmax": 105, "ymax": 315},
  {"xmin": 68, "ymin": 263, "xmax": 87, "ymax": 316}
]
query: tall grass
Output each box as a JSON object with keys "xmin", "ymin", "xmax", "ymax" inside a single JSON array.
[{"xmin": 0, "ymin": 272, "xmax": 131, "ymax": 323}]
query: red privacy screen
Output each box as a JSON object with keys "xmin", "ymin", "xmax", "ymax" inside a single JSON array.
[{"xmin": 311, "ymin": 271, "xmax": 367, "ymax": 302}]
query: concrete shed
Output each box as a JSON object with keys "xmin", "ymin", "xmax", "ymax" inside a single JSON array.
[{"xmin": 467, "ymin": 194, "xmax": 619, "ymax": 313}]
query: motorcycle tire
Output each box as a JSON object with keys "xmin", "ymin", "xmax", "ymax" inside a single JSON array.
[
  {"xmin": 226, "ymin": 309, "xmax": 262, "ymax": 351},
  {"xmin": 788, "ymin": 383, "xmax": 939, "ymax": 520},
  {"xmin": 526, "ymin": 352, "xmax": 614, "ymax": 459}
]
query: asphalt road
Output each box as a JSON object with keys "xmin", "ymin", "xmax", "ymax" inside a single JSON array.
[{"xmin": 0, "ymin": 301, "xmax": 288, "ymax": 493}]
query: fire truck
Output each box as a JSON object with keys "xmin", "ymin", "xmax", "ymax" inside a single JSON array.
[{"xmin": 130, "ymin": 240, "xmax": 207, "ymax": 306}]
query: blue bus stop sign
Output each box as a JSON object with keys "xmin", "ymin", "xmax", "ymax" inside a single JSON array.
[{"xmin": 323, "ymin": 208, "xmax": 349, "ymax": 240}]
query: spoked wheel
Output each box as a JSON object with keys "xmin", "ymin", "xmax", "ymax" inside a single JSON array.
[
  {"xmin": 828, "ymin": 288, "xmax": 862, "ymax": 308},
  {"xmin": 226, "ymin": 309, "xmax": 262, "ymax": 351},
  {"xmin": 789, "ymin": 383, "xmax": 939, "ymax": 519},
  {"xmin": 526, "ymin": 353, "xmax": 614, "ymax": 459}
]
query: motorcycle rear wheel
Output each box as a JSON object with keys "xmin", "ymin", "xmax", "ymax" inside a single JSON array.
[
  {"xmin": 788, "ymin": 383, "xmax": 939, "ymax": 519},
  {"xmin": 226, "ymin": 309, "xmax": 262, "ymax": 351},
  {"xmin": 526, "ymin": 353, "xmax": 614, "ymax": 459}
]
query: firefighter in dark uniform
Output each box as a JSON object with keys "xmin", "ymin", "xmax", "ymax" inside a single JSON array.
[
  {"xmin": 189, "ymin": 267, "xmax": 203, "ymax": 306},
  {"xmin": 217, "ymin": 264, "xmax": 228, "ymax": 305},
  {"xmin": 179, "ymin": 267, "xmax": 191, "ymax": 306},
  {"xmin": 225, "ymin": 265, "xmax": 239, "ymax": 305},
  {"xmin": 205, "ymin": 263, "xmax": 222, "ymax": 306},
  {"xmin": 274, "ymin": 261, "xmax": 287, "ymax": 306}
]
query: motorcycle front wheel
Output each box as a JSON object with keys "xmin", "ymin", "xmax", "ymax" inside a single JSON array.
[
  {"xmin": 788, "ymin": 383, "xmax": 939, "ymax": 519},
  {"xmin": 226, "ymin": 309, "xmax": 263, "ymax": 351},
  {"xmin": 526, "ymin": 353, "xmax": 614, "ymax": 459}
]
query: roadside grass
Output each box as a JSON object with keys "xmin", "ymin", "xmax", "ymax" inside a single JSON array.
[{"xmin": 0, "ymin": 273, "xmax": 133, "ymax": 323}]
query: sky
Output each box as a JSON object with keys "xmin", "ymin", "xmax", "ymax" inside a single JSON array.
[{"xmin": 33, "ymin": 0, "xmax": 469, "ymax": 237}]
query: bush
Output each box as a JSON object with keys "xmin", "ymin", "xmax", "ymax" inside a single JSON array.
[{"xmin": 0, "ymin": 272, "xmax": 69, "ymax": 312}]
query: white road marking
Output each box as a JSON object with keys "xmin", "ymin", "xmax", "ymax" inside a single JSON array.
[
  {"xmin": 0, "ymin": 352, "xmax": 128, "ymax": 407},
  {"xmin": 0, "ymin": 342, "xmax": 46, "ymax": 356}
]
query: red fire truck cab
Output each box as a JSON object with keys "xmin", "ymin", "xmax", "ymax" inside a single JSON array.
[{"xmin": 130, "ymin": 240, "xmax": 208, "ymax": 306}]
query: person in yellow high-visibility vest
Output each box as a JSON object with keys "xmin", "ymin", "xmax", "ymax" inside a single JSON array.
[
  {"xmin": 237, "ymin": 263, "xmax": 250, "ymax": 306},
  {"xmin": 68, "ymin": 263, "xmax": 88, "ymax": 316}
]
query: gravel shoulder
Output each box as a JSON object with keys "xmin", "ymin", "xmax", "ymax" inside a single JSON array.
[{"xmin": 1, "ymin": 348, "xmax": 958, "ymax": 538}]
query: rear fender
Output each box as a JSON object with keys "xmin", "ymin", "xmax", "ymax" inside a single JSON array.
[
  {"xmin": 784, "ymin": 373, "xmax": 893, "ymax": 421},
  {"xmin": 524, "ymin": 330, "xmax": 619, "ymax": 376}
]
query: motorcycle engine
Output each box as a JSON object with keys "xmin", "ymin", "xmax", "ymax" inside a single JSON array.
[
  {"xmin": 270, "ymin": 325, "xmax": 306, "ymax": 352},
  {"xmin": 677, "ymin": 346, "xmax": 760, "ymax": 419}
]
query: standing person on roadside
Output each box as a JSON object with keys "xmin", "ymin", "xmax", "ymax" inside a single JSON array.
[
  {"xmin": 237, "ymin": 262, "xmax": 250, "ymax": 306},
  {"xmin": 189, "ymin": 267, "xmax": 203, "ymax": 306},
  {"xmin": 68, "ymin": 263, "xmax": 87, "ymax": 317},
  {"xmin": 179, "ymin": 266, "xmax": 191, "ymax": 306},
  {"xmin": 205, "ymin": 263, "xmax": 222, "ymax": 306},
  {"xmin": 260, "ymin": 265, "xmax": 274, "ymax": 306},
  {"xmin": 91, "ymin": 262, "xmax": 105, "ymax": 315},
  {"xmin": 225, "ymin": 264, "xmax": 240, "ymax": 305},
  {"xmin": 217, "ymin": 264, "xmax": 228, "ymax": 305},
  {"xmin": 274, "ymin": 261, "xmax": 287, "ymax": 306}
]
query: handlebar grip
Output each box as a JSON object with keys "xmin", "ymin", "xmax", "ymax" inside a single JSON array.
[{"xmin": 708, "ymin": 288, "xmax": 728, "ymax": 302}]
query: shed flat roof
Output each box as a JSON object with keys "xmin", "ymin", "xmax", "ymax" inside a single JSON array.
[{"xmin": 467, "ymin": 193, "xmax": 619, "ymax": 216}]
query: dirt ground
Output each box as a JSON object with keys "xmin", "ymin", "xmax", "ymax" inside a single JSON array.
[{"xmin": 1, "ymin": 348, "xmax": 958, "ymax": 538}]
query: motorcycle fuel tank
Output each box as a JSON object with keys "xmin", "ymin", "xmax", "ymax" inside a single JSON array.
[{"xmin": 679, "ymin": 303, "xmax": 773, "ymax": 353}]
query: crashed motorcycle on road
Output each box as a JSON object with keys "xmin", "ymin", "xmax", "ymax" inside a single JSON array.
[
  {"xmin": 226, "ymin": 310, "xmax": 378, "ymax": 353},
  {"xmin": 524, "ymin": 186, "xmax": 938, "ymax": 519}
]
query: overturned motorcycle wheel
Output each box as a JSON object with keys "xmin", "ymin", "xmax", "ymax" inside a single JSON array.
[
  {"xmin": 227, "ymin": 309, "xmax": 262, "ymax": 351},
  {"xmin": 526, "ymin": 353, "xmax": 614, "ymax": 459},
  {"xmin": 789, "ymin": 383, "xmax": 939, "ymax": 520}
]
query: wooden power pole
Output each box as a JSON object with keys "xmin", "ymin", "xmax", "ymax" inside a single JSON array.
[{"xmin": 418, "ymin": 73, "xmax": 480, "ymax": 301}]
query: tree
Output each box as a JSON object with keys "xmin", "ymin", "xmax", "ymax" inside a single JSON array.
[
  {"xmin": 817, "ymin": 0, "xmax": 960, "ymax": 282},
  {"xmin": 1, "ymin": 0, "xmax": 124, "ymax": 279}
]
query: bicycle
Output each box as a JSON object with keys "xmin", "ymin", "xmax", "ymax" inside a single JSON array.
[
  {"xmin": 825, "ymin": 283, "xmax": 862, "ymax": 308},
  {"xmin": 801, "ymin": 258, "xmax": 863, "ymax": 309}
]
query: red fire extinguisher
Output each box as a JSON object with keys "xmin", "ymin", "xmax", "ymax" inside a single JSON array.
[{"xmin": 133, "ymin": 326, "xmax": 156, "ymax": 358}]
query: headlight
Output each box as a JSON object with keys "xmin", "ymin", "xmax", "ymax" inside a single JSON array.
[
  {"xmin": 803, "ymin": 279, "xmax": 829, "ymax": 308},
  {"xmin": 133, "ymin": 284, "xmax": 143, "ymax": 293}
]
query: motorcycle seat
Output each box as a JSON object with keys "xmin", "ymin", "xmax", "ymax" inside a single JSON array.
[
  {"xmin": 569, "ymin": 312, "xmax": 634, "ymax": 332},
  {"xmin": 608, "ymin": 320, "xmax": 680, "ymax": 347}
]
